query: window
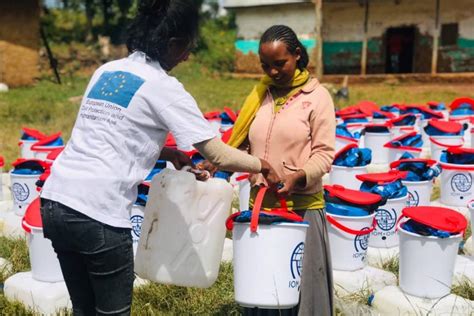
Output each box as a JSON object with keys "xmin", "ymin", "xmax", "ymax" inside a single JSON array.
[{"xmin": 441, "ymin": 23, "xmax": 458, "ymax": 46}]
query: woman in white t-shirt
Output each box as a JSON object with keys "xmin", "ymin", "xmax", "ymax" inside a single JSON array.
[{"xmin": 40, "ymin": 1, "xmax": 279, "ymax": 314}]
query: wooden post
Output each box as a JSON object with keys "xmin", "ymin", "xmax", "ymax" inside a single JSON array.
[
  {"xmin": 361, "ymin": 0, "xmax": 370, "ymax": 76},
  {"xmin": 431, "ymin": 0, "xmax": 441, "ymax": 75},
  {"xmin": 313, "ymin": 0, "xmax": 323, "ymax": 79}
]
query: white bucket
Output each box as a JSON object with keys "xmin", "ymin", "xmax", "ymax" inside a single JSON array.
[
  {"xmin": 471, "ymin": 128, "xmax": 474, "ymax": 148},
  {"xmin": 440, "ymin": 163, "xmax": 474, "ymax": 207},
  {"xmin": 365, "ymin": 133, "xmax": 391, "ymax": 164},
  {"xmin": 450, "ymin": 115, "xmax": 472, "ymax": 147},
  {"xmin": 370, "ymin": 195, "xmax": 408, "ymax": 248},
  {"xmin": 403, "ymin": 180, "xmax": 433, "ymax": 207},
  {"xmin": 233, "ymin": 222, "xmax": 308, "ymax": 309},
  {"xmin": 130, "ymin": 204, "xmax": 145, "ymax": 257},
  {"xmin": 469, "ymin": 201, "xmax": 474, "ymax": 243},
  {"xmin": 335, "ymin": 136, "xmax": 358, "ymax": 152},
  {"xmin": 10, "ymin": 172, "xmax": 41, "ymax": 216},
  {"xmin": 32, "ymin": 146, "xmax": 65, "ymax": 161},
  {"xmin": 26, "ymin": 225, "xmax": 64, "ymax": 282},
  {"xmin": 326, "ymin": 213, "xmax": 376, "ymax": 271},
  {"xmin": 398, "ymin": 226, "xmax": 462, "ymax": 298},
  {"xmin": 19, "ymin": 140, "xmax": 37, "ymax": 159},
  {"xmin": 329, "ymin": 165, "xmax": 367, "ymax": 190},
  {"xmin": 387, "ymin": 147, "xmax": 421, "ymax": 163},
  {"xmin": 420, "ymin": 120, "xmax": 430, "ymax": 149},
  {"xmin": 429, "ymin": 136, "xmax": 464, "ymax": 161}
]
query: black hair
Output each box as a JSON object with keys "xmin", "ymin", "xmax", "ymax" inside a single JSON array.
[
  {"xmin": 126, "ymin": 0, "xmax": 199, "ymax": 62},
  {"xmin": 260, "ymin": 25, "xmax": 309, "ymax": 70}
]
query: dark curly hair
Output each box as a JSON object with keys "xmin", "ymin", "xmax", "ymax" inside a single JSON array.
[
  {"xmin": 260, "ymin": 25, "xmax": 309, "ymax": 70},
  {"xmin": 126, "ymin": 0, "xmax": 200, "ymax": 63}
]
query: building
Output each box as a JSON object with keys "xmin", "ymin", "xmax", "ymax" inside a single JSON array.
[
  {"xmin": 0, "ymin": 0, "xmax": 40, "ymax": 87},
  {"xmin": 224, "ymin": 0, "xmax": 474, "ymax": 75}
]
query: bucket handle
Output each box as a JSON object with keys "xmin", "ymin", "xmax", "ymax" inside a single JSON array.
[
  {"xmin": 326, "ymin": 214, "xmax": 376, "ymax": 236},
  {"xmin": 21, "ymin": 218, "xmax": 31, "ymax": 234},
  {"xmin": 250, "ymin": 186, "xmax": 288, "ymax": 233}
]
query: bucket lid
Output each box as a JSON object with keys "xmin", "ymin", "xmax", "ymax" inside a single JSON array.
[
  {"xmin": 341, "ymin": 114, "xmax": 368, "ymax": 121},
  {"xmin": 46, "ymin": 147, "xmax": 64, "ymax": 161},
  {"xmin": 334, "ymin": 143, "xmax": 358, "ymax": 160},
  {"xmin": 165, "ymin": 133, "xmax": 177, "ymax": 148},
  {"xmin": 356, "ymin": 170, "xmax": 407, "ymax": 184},
  {"xmin": 31, "ymin": 132, "xmax": 62, "ymax": 148},
  {"xmin": 357, "ymin": 101, "xmax": 379, "ymax": 116},
  {"xmin": 336, "ymin": 106, "xmax": 359, "ymax": 117},
  {"xmin": 427, "ymin": 120, "xmax": 463, "ymax": 134},
  {"xmin": 223, "ymin": 107, "xmax": 238, "ymax": 122},
  {"xmin": 446, "ymin": 147, "xmax": 474, "ymax": 155},
  {"xmin": 324, "ymin": 184, "xmax": 382, "ymax": 205},
  {"xmin": 21, "ymin": 127, "xmax": 47, "ymax": 141},
  {"xmin": 402, "ymin": 206, "xmax": 467, "ymax": 233},
  {"xmin": 204, "ymin": 111, "xmax": 221, "ymax": 120},
  {"xmin": 390, "ymin": 158, "xmax": 437, "ymax": 169},
  {"xmin": 450, "ymin": 97, "xmax": 474, "ymax": 111},
  {"xmin": 221, "ymin": 127, "xmax": 233, "ymax": 144},
  {"xmin": 23, "ymin": 197, "xmax": 42, "ymax": 230}
]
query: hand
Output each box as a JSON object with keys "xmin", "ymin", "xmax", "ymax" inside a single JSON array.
[
  {"xmin": 160, "ymin": 148, "xmax": 194, "ymax": 170},
  {"xmin": 277, "ymin": 170, "xmax": 306, "ymax": 195},
  {"xmin": 196, "ymin": 160, "xmax": 218, "ymax": 177},
  {"xmin": 259, "ymin": 159, "xmax": 281, "ymax": 189}
]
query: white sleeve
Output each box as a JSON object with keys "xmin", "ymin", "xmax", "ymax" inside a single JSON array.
[{"xmin": 157, "ymin": 96, "xmax": 216, "ymax": 149}]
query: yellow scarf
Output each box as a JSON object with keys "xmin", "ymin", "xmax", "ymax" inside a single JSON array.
[{"xmin": 227, "ymin": 68, "xmax": 310, "ymax": 148}]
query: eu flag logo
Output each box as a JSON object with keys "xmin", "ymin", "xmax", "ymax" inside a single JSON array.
[{"xmin": 87, "ymin": 71, "xmax": 145, "ymax": 108}]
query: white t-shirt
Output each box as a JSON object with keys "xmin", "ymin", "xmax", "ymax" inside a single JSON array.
[{"xmin": 41, "ymin": 52, "xmax": 216, "ymax": 228}]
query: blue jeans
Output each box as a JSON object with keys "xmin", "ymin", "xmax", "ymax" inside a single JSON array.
[{"xmin": 40, "ymin": 198, "xmax": 134, "ymax": 316}]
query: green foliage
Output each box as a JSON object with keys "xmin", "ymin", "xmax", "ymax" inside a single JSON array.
[
  {"xmin": 451, "ymin": 278, "xmax": 474, "ymax": 300},
  {"xmin": 42, "ymin": 9, "xmax": 90, "ymax": 43},
  {"xmin": 0, "ymin": 237, "xmax": 30, "ymax": 283},
  {"xmin": 194, "ymin": 16, "xmax": 237, "ymax": 72}
]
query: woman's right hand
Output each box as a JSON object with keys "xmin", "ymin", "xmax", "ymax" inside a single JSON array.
[{"xmin": 259, "ymin": 159, "xmax": 280, "ymax": 188}]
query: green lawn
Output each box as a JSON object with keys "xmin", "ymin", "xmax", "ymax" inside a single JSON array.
[{"xmin": 0, "ymin": 61, "xmax": 473, "ymax": 314}]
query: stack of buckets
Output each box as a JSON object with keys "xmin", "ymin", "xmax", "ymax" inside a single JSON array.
[
  {"xmin": 229, "ymin": 187, "xmax": 308, "ymax": 309},
  {"xmin": 390, "ymin": 159, "xmax": 438, "ymax": 207},
  {"xmin": 356, "ymin": 171, "xmax": 409, "ymax": 249},
  {"xmin": 30, "ymin": 133, "xmax": 65, "ymax": 161},
  {"xmin": 21, "ymin": 198, "xmax": 64, "ymax": 282},
  {"xmin": 398, "ymin": 206, "xmax": 467, "ymax": 298},
  {"xmin": 329, "ymin": 143, "xmax": 370, "ymax": 190},
  {"xmin": 19, "ymin": 128, "xmax": 47, "ymax": 159},
  {"xmin": 324, "ymin": 185, "xmax": 381, "ymax": 271}
]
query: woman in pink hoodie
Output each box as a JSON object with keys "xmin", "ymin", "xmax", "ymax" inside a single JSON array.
[{"xmin": 228, "ymin": 25, "xmax": 336, "ymax": 316}]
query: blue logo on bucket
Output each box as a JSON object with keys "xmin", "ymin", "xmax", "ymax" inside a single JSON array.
[
  {"xmin": 375, "ymin": 208, "xmax": 397, "ymax": 231},
  {"xmin": 408, "ymin": 190, "xmax": 420, "ymax": 207},
  {"xmin": 131, "ymin": 215, "xmax": 144, "ymax": 238},
  {"xmin": 354, "ymin": 228, "xmax": 370, "ymax": 252},
  {"xmin": 290, "ymin": 242, "xmax": 304, "ymax": 279},
  {"xmin": 451, "ymin": 173, "xmax": 472, "ymax": 193},
  {"xmin": 12, "ymin": 183, "xmax": 29, "ymax": 202}
]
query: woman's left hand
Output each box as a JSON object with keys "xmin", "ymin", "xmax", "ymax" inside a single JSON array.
[
  {"xmin": 160, "ymin": 148, "xmax": 194, "ymax": 170},
  {"xmin": 277, "ymin": 170, "xmax": 306, "ymax": 195}
]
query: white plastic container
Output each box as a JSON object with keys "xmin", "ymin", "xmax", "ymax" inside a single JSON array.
[
  {"xmin": 403, "ymin": 180, "xmax": 433, "ymax": 207},
  {"xmin": 335, "ymin": 136, "xmax": 358, "ymax": 152},
  {"xmin": 387, "ymin": 147, "xmax": 421, "ymax": 163},
  {"xmin": 236, "ymin": 174, "xmax": 250, "ymax": 212},
  {"xmin": 326, "ymin": 213, "xmax": 376, "ymax": 271},
  {"xmin": 364, "ymin": 132, "xmax": 391, "ymax": 164},
  {"xmin": 22, "ymin": 199, "xmax": 63, "ymax": 283},
  {"xmin": 130, "ymin": 204, "xmax": 145, "ymax": 257},
  {"xmin": 19, "ymin": 140, "xmax": 37, "ymax": 159},
  {"xmin": 370, "ymin": 195, "xmax": 408, "ymax": 248},
  {"xmin": 429, "ymin": 136, "xmax": 464, "ymax": 161},
  {"xmin": 420, "ymin": 119, "xmax": 430, "ymax": 149},
  {"xmin": 471, "ymin": 127, "xmax": 474, "ymax": 148},
  {"xmin": 399, "ymin": 226, "xmax": 462, "ymax": 298},
  {"xmin": 390, "ymin": 126, "xmax": 415, "ymax": 139},
  {"xmin": 450, "ymin": 115, "xmax": 472, "ymax": 145},
  {"xmin": 32, "ymin": 146, "xmax": 65, "ymax": 161},
  {"xmin": 329, "ymin": 165, "xmax": 367, "ymax": 190},
  {"xmin": 439, "ymin": 163, "xmax": 474, "ymax": 207},
  {"xmin": 10, "ymin": 172, "xmax": 41, "ymax": 216},
  {"xmin": 135, "ymin": 169, "xmax": 233, "ymax": 288},
  {"xmin": 233, "ymin": 221, "xmax": 308, "ymax": 309}
]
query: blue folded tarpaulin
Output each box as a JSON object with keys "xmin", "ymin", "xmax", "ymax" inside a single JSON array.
[
  {"xmin": 402, "ymin": 219, "xmax": 452, "ymax": 238},
  {"xmin": 323, "ymin": 189, "xmax": 386, "ymax": 216},
  {"xmin": 333, "ymin": 148, "xmax": 372, "ymax": 167},
  {"xmin": 232, "ymin": 210, "xmax": 305, "ymax": 225},
  {"xmin": 450, "ymin": 103, "xmax": 474, "ymax": 116},
  {"xmin": 365, "ymin": 125, "xmax": 390, "ymax": 133},
  {"xmin": 429, "ymin": 103, "xmax": 447, "ymax": 111},
  {"xmin": 145, "ymin": 160, "xmax": 167, "ymax": 181},
  {"xmin": 360, "ymin": 180, "xmax": 407, "ymax": 199},
  {"xmin": 440, "ymin": 151, "xmax": 474, "ymax": 165},
  {"xmin": 388, "ymin": 134, "xmax": 423, "ymax": 148},
  {"xmin": 381, "ymin": 105, "xmax": 399, "ymax": 113},
  {"xmin": 392, "ymin": 115, "xmax": 417, "ymax": 126},
  {"xmin": 393, "ymin": 161, "xmax": 441, "ymax": 181},
  {"xmin": 336, "ymin": 124, "xmax": 361, "ymax": 139}
]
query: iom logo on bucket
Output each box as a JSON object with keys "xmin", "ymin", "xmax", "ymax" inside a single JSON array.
[
  {"xmin": 375, "ymin": 208, "xmax": 397, "ymax": 231},
  {"xmin": 451, "ymin": 173, "xmax": 472, "ymax": 193},
  {"xmin": 354, "ymin": 228, "xmax": 370, "ymax": 253},
  {"xmin": 130, "ymin": 215, "xmax": 144, "ymax": 238},
  {"xmin": 12, "ymin": 183, "xmax": 29, "ymax": 202},
  {"xmin": 408, "ymin": 190, "xmax": 420, "ymax": 207},
  {"xmin": 289, "ymin": 242, "xmax": 304, "ymax": 289}
]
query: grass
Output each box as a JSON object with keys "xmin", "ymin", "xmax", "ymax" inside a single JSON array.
[{"xmin": 452, "ymin": 278, "xmax": 474, "ymax": 301}]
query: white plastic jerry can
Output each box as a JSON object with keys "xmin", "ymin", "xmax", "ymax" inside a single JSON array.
[{"xmin": 135, "ymin": 169, "xmax": 233, "ymax": 288}]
